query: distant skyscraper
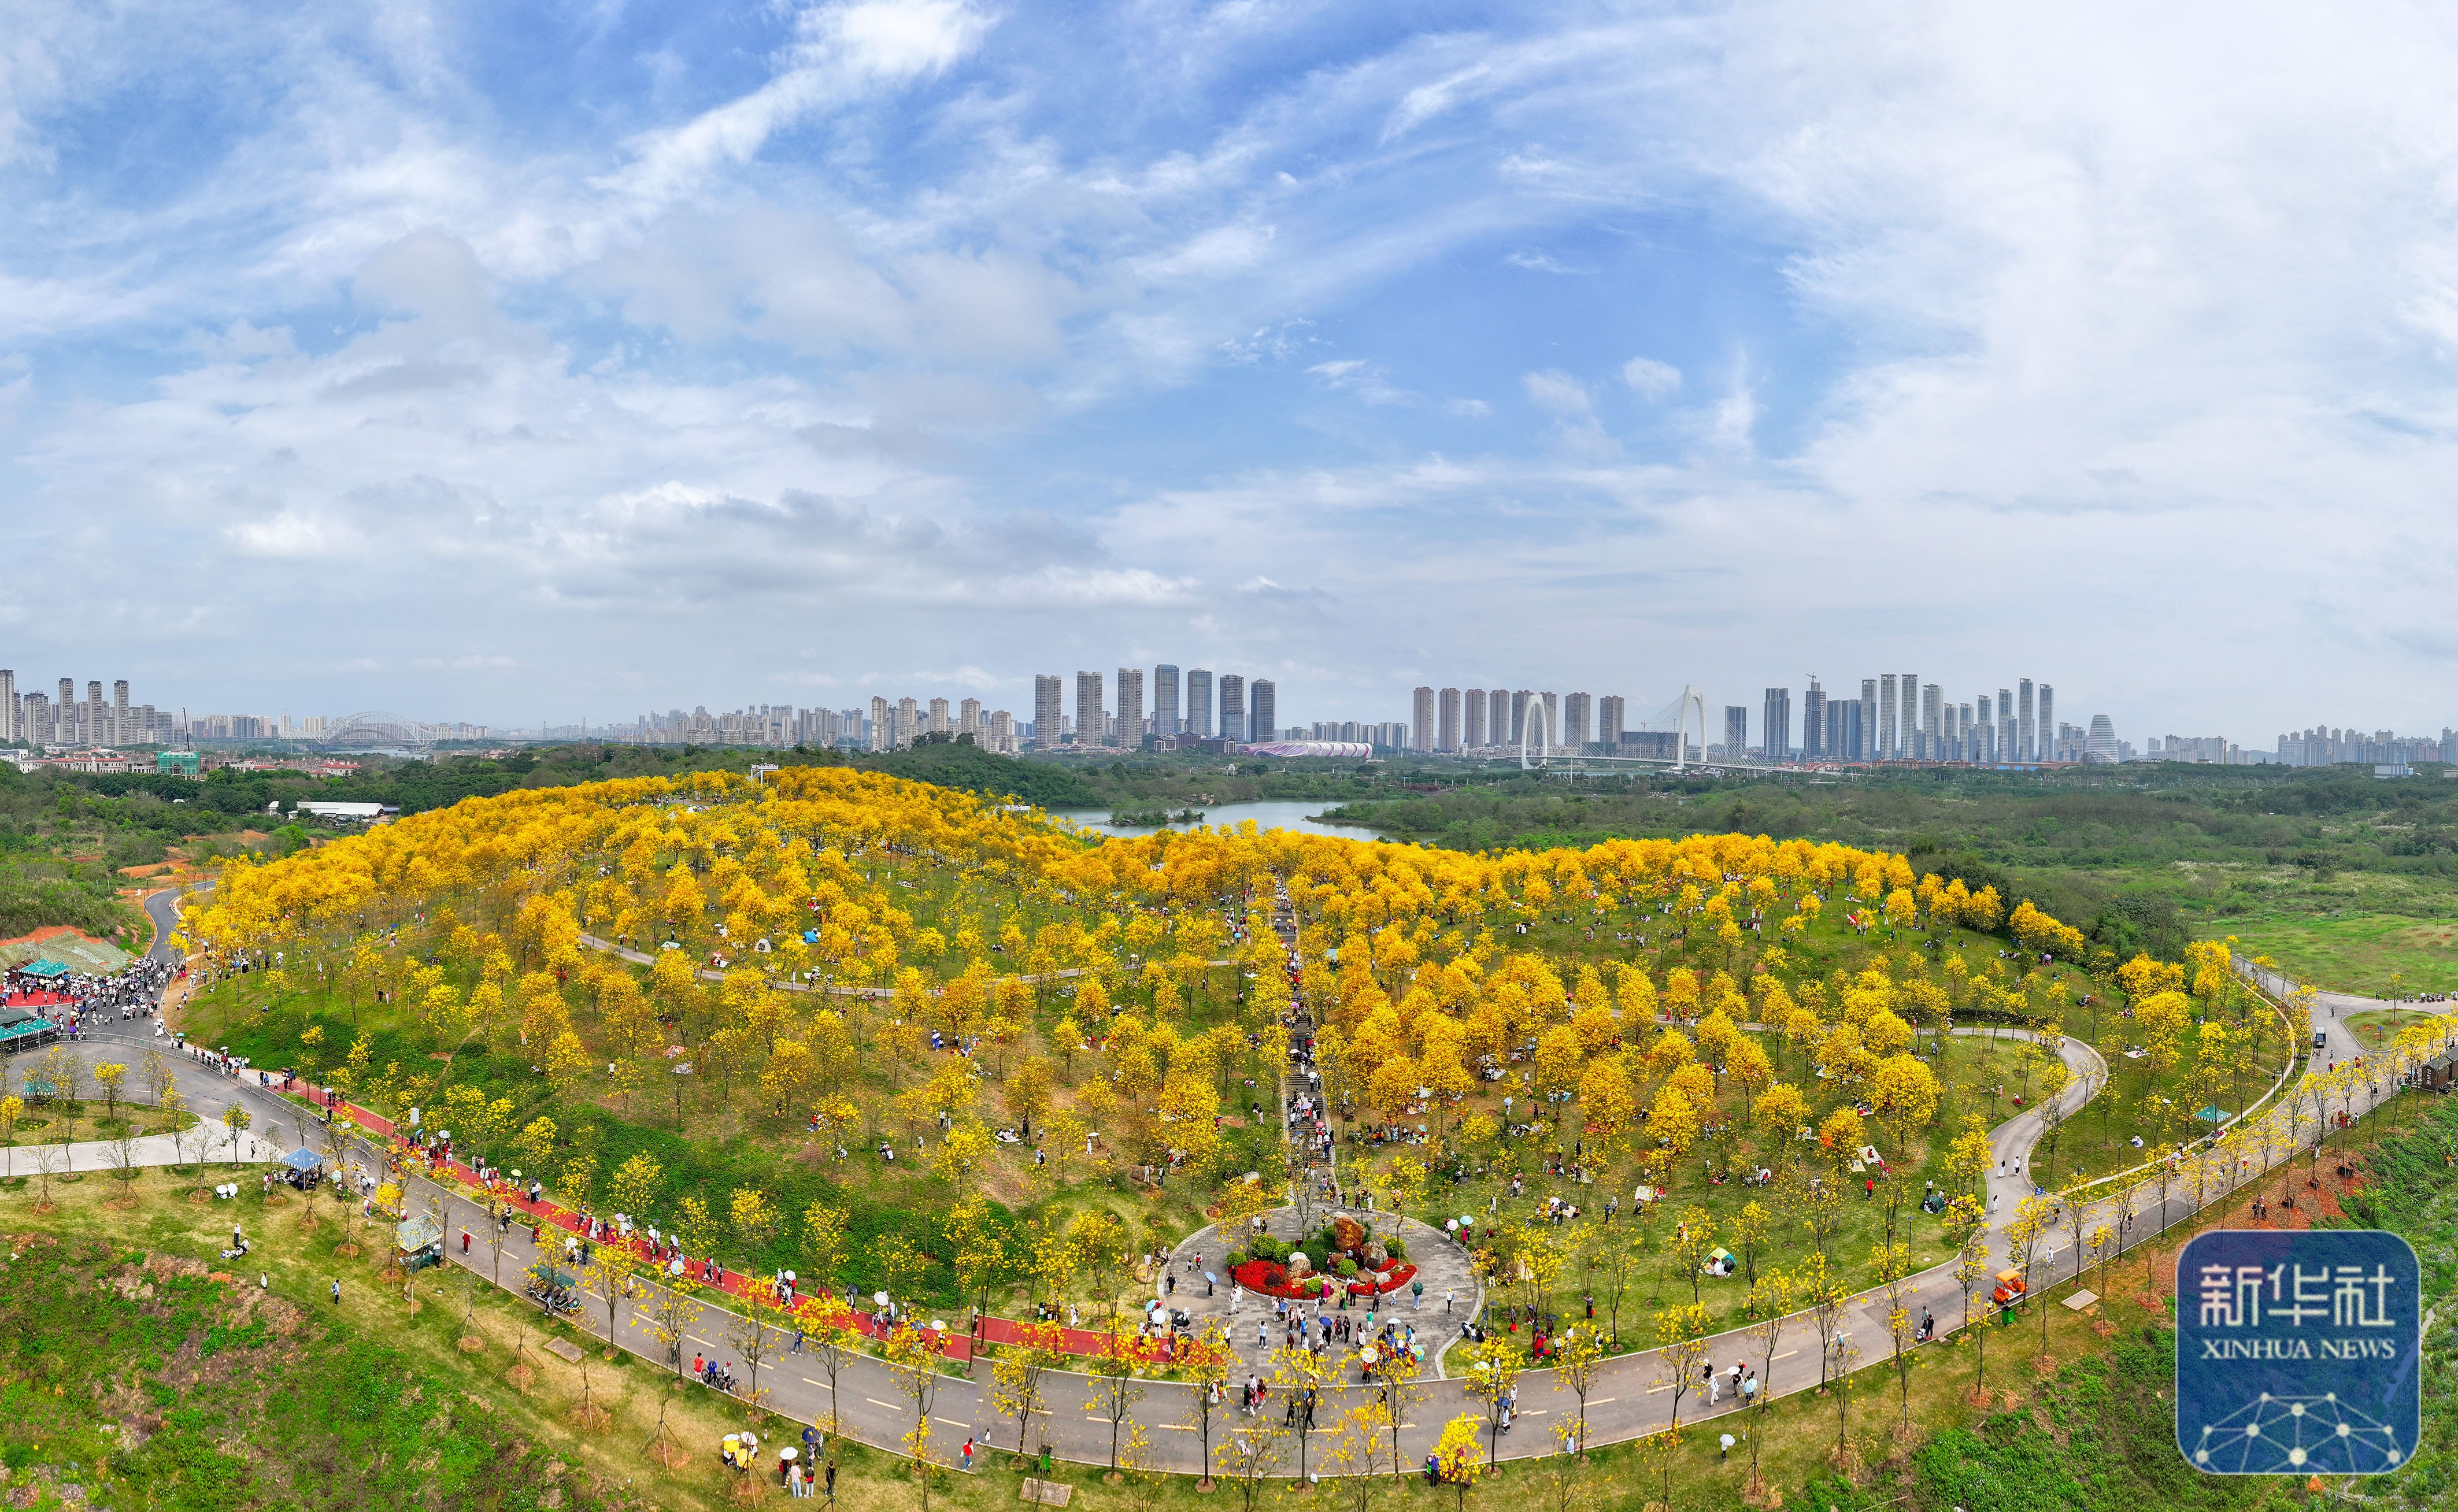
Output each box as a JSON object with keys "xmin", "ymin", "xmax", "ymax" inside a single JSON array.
[
  {"xmin": 113, "ymin": 680, "xmax": 129, "ymax": 746},
  {"xmin": 1998, "ymin": 688, "xmax": 2015, "ymax": 765},
  {"xmin": 1830, "ymin": 696, "xmax": 1864, "ymax": 761},
  {"xmin": 1538, "ymin": 692, "xmax": 1559, "ymax": 751},
  {"xmin": 1250, "ymin": 679, "xmax": 1276, "ymax": 740},
  {"xmin": 1219, "ymin": 674, "xmax": 1246, "ymax": 742},
  {"xmin": 1412, "ymin": 687, "xmax": 1437, "ymax": 753},
  {"xmin": 1186, "ymin": 669, "xmax": 1213, "ymax": 737},
  {"xmin": 2018, "ymin": 679, "xmax": 2036, "ymax": 762},
  {"xmin": 1859, "ymin": 679, "xmax": 1878, "ymax": 762},
  {"xmin": 1898, "ymin": 673, "xmax": 1917, "ymax": 759},
  {"xmin": 1598, "ymin": 695, "xmax": 1625, "ymax": 748},
  {"xmin": 1801, "ymin": 679, "xmax": 1826, "ymax": 759},
  {"xmin": 958, "ymin": 696, "xmax": 982, "ymax": 738},
  {"xmin": 1878, "ymin": 675, "xmax": 1897, "ymax": 759},
  {"xmin": 1563, "ymin": 692, "xmax": 1590, "ymax": 751},
  {"xmin": 1921, "ymin": 684, "xmax": 1942, "ymax": 761},
  {"xmin": 2038, "ymin": 684, "xmax": 2054, "ymax": 758},
  {"xmin": 1437, "ymin": 688, "xmax": 1461, "ymax": 752},
  {"xmin": 2087, "ymin": 713, "xmax": 2116, "ymax": 761},
  {"xmin": 1463, "ymin": 689, "xmax": 1487, "ymax": 749},
  {"xmin": 1153, "ymin": 665, "xmax": 1180, "ymax": 737},
  {"xmin": 1115, "ymin": 667, "xmax": 1145, "ymax": 747},
  {"xmin": 1724, "ymin": 705, "xmax": 1749, "ymax": 757},
  {"xmin": 1075, "ymin": 670, "xmax": 1105, "ymax": 748},
  {"xmin": 1509, "ymin": 690, "xmax": 1532, "ymax": 746},
  {"xmin": 869, "ymin": 695, "xmax": 891, "ymax": 752},
  {"xmin": 1976, "ymin": 694, "xmax": 1994, "ymax": 763},
  {"xmin": 1761, "ymin": 688, "xmax": 1791, "ymax": 760},
  {"xmin": 1034, "ymin": 676, "xmax": 1063, "ymax": 747},
  {"xmin": 1487, "ymin": 690, "xmax": 1508, "ymax": 748},
  {"xmin": 927, "ymin": 696, "xmax": 950, "ymax": 735}
]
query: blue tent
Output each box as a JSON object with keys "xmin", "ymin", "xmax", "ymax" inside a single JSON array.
[
  {"xmin": 20, "ymin": 960, "xmax": 66, "ymax": 980},
  {"xmin": 282, "ymin": 1147, "xmax": 322, "ymax": 1172}
]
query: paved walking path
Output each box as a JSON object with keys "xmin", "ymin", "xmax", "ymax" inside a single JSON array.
[{"xmin": 91, "ymin": 933, "xmax": 2426, "ymax": 1476}]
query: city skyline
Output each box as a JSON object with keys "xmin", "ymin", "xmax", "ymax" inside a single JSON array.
[{"xmin": 8, "ymin": 652, "xmax": 2449, "ymax": 772}]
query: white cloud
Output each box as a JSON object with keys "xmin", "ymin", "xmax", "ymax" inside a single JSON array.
[
  {"xmin": 1522, "ymin": 369, "xmax": 1590, "ymax": 416},
  {"xmin": 1621, "ymin": 356, "xmax": 1680, "ymax": 401}
]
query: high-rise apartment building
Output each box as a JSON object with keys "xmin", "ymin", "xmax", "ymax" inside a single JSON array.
[
  {"xmin": 1075, "ymin": 672, "xmax": 1105, "ymax": 748},
  {"xmin": 112, "ymin": 681, "xmax": 129, "ymax": 745},
  {"xmin": 1563, "ymin": 692, "xmax": 1590, "ymax": 751},
  {"xmin": 1153, "ymin": 665, "xmax": 1180, "ymax": 738},
  {"xmin": 958, "ymin": 696, "xmax": 982, "ymax": 738},
  {"xmin": 1761, "ymin": 688, "xmax": 1791, "ymax": 760},
  {"xmin": 0, "ymin": 670, "xmax": 14, "ymax": 743},
  {"xmin": 1437, "ymin": 688, "xmax": 1461, "ymax": 752},
  {"xmin": 1976, "ymin": 694, "xmax": 1994, "ymax": 763},
  {"xmin": 868, "ymin": 695, "xmax": 892, "ymax": 751},
  {"xmin": 1538, "ymin": 692, "xmax": 1559, "ymax": 751},
  {"xmin": 1463, "ymin": 689, "xmax": 1486, "ymax": 749},
  {"xmin": 1034, "ymin": 676, "xmax": 1064, "ymax": 748},
  {"xmin": 989, "ymin": 710, "xmax": 1012, "ymax": 748},
  {"xmin": 1186, "ymin": 669, "xmax": 1213, "ymax": 738},
  {"xmin": 1488, "ymin": 690, "xmax": 1509, "ymax": 750},
  {"xmin": 927, "ymin": 697, "xmax": 950, "ymax": 735},
  {"xmin": 1878, "ymin": 675, "xmax": 1897, "ymax": 759},
  {"xmin": 1219, "ymin": 674, "xmax": 1246, "ymax": 742},
  {"xmin": 1412, "ymin": 687, "xmax": 1437, "ymax": 752},
  {"xmin": 1115, "ymin": 668, "xmax": 1145, "ymax": 748},
  {"xmin": 1998, "ymin": 688, "xmax": 2015, "ymax": 764},
  {"xmin": 1507, "ymin": 690, "xmax": 1531, "ymax": 746},
  {"xmin": 1801, "ymin": 679, "xmax": 1826, "ymax": 759},
  {"xmin": 1724, "ymin": 705, "xmax": 1749, "ymax": 757},
  {"xmin": 1598, "ymin": 695, "xmax": 1625, "ymax": 749},
  {"xmin": 1897, "ymin": 673, "xmax": 1916, "ymax": 759},
  {"xmin": 2038, "ymin": 684, "xmax": 2054, "ymax": 758},
  {"xmin": 1920, "ymin": 684, "xmax": 1941, "ymax": 761},
  {"xmin": 1828, "ymin": 697, "xmax": 1865, "ymax": 761},
  {"xmin": 2018, "ymin": 679, "xmax": 2036, "ymax": 763},
  {"xmin": 1860, "ymin": 680, "xmax": 1878, "ymax": 763},
  {"xmin": 1250, "ymin": 679, "xmax": 1275, "ymax": 741}
]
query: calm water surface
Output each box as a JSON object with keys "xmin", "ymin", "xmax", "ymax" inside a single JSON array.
[{"xmin": 1046, "ymin": 799, "xmax": 1397, "ymax": 842}]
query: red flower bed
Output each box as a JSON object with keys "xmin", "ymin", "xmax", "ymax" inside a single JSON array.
[
  {"xmin": 1231, "ymin": 1257, "xmax": 1420, "ymax": 1299},
  {"xmin": 1350, "ymin": 1261, "xmax": 1417, "ymax": 1297}
]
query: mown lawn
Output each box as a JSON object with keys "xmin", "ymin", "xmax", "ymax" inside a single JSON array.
[{"xmin": 2203, "ymin": 909, "xmax": 2458, "ymax": 997}]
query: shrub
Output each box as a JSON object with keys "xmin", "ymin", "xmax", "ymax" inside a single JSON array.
[
  {"xmin": 1384, "ymin": 1237, "xmax": 1406, "ymax": 1259},
  {"xmin": 1335, "ymin": 1257, "xmax": 1358, "ymax": 1278},
  {"xmin": 1224, "ymin": 1251, "xmax": 1246, "ymax": 1269}
]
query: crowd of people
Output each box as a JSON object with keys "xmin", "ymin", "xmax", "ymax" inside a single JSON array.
[{"xmin": 3, "ymin": 951, "xmax": 180, "ymax": 1046}]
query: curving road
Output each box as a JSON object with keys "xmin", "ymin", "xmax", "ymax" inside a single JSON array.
[
  {"xmin": 62, "ymin": 1015, "xmax": 2119, "ymax": 1476},
  {"xmin": 104, "ymin": 916, "xmax": 2409, "ymax": 1477}
]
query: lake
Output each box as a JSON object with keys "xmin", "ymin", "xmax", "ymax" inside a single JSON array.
[{"xmin": 1046, "ymin": 799, "xmax": 1397, "ymax": 842}]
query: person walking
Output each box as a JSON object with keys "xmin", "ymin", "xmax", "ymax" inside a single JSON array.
[
  {"xmin": 961, "ymin": 1437, "xmax": 975, "ymax": 1473},
  {"xmin": 330, "ymin": 1279, "xmax": 340, "ymax": 1304}
]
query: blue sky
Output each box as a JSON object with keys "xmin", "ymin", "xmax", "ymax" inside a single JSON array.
[{"xmin": 5, "ymin": 0, "xmax": 2457, "ymax": 742}]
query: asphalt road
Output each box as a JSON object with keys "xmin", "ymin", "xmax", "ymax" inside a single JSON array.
[
  {"xmin": 98, "ymin": 931, "xmax": 2402, "ymax": 1476},
  {"xmin": 62, "ymin": 1018, "xmax": 2133, "ymax": 1477}
]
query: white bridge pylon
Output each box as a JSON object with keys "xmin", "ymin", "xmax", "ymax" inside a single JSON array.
[{"xmin": 1520, "ymin": 684, "xmax": 1709, "ymax": 772}]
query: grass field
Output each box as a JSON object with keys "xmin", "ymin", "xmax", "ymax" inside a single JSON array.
[
  {"xmin": 2344, "ymin": 1007, "xmax": 2448, "ymax": 1054},
  {"xmin": 2202, "ymin": 909, "xmax": 2458, "ymax": 996}
]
